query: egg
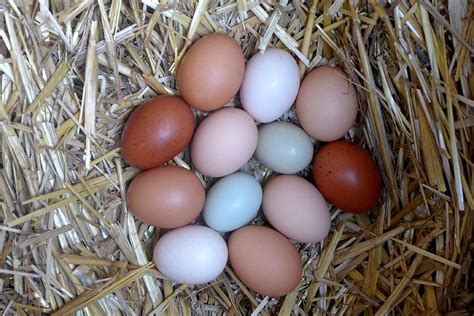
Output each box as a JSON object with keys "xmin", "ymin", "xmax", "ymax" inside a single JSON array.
[
  {"xmin": 312, "ymin": 140, "xmax": 382, "ymax": 213},
  {"xmin": 228, "ymin": 225, "xmax": 302, "ymax": 297},
  {"xmin": 153, "ymin": 225, "xmax": 228, "ymax": 284},
  {"xmin": 121, "ymin": 96, "xmax": 195, "ymax": 169},
  {"xmin": 203, "ymin": 172, "xmax": 262, "ymax": 232},
  {"xmin": 191, "ymin": 108, "xmax": 258, "ymax": 177},
  {"xmin": 263, "ymin": 175, "xmax": 331, "ymax": 243},
  {"xmin": 177, "ymin": 33, "xmax": 245, "ymax": 111},
  {"xmin": 240, "ymin": 48, "xmax": 300, "ymax": 123},
  {"xmin": 296, "ymin": 66, "xmax": 358, "ymax": 141},
  {"xmin": 126, "ymin": 166, "xmax": 205, "ymax": 228},
  {"xmin": 255, "ymin": 122, "xmax": 313, "ymax": 174}
]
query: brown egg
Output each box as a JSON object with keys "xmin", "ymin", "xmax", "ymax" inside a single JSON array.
[
  {"xmin": 296, "ymin": 66, "xmax": 358, "ymax": 142},
  {"xmin": 263, "ymin": 175, "xmax": 331, "ymax": 243},
  {"xmin": 228, "ymin": 225, "xmax": 302, "ymax": 297},
  {"xmin": 312, "ymin": 140, "xmax": 382, "ymax": 213},
  {"xmin": 126, "ymin": 166, "xmax": 205, "ymax": 228},
  {"xmin": 121, "ymin": 96, "xmax": 195, "ymax": 169},
  {"xmin": 177, "ymin": 33, "xmax": 245, "ymax": 111}
]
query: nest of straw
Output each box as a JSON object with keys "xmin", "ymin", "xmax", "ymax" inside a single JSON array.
[{"xmin": 1, "ymin": 0, "xmax": 473, "ymax": 315}]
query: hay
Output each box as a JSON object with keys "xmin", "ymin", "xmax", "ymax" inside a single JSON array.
[{"xmin": 0, "ymin": 0, "xmax": 473, "ymax": 315}]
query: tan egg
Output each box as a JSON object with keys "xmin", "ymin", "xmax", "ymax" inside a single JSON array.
[
  {"xmin": 296, "ymin": 66, "xmax": 358, "ymax": 141},
  {"xmin": 191, "ymin": 108, "xmax": 258, "ymax": 177},
  {"xmin": 177, "ymin": 33, "xmax": 245, "ymax": 112},
  {"xmin": 126, "ymin": 166, "xmax": 205, "ymax": 228},
  {"xmin": 263, "ymin": 175, "xmax": 331, "ymax": 243},
  {"xmin": 228, "ymin": 225, "xmax": 302, "ymax": 297}
]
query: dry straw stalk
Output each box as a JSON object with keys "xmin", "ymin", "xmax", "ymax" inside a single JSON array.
[{"xmin": 0, "ymin": 0, "xmax": 473, "ymax": 315}]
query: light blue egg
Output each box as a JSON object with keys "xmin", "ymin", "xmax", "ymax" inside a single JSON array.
[
  {"xmin": 203, "ymin": 172, "xmax": 262, "ymax": 232},
  {"xmin": 256, "ymin": 121, "xmax": 314, "ymax": 174}
]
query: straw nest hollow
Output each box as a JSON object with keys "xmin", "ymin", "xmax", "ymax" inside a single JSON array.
[{"xmin": 0, "ymin": 0, "xmax": 473, "ymax": 315}]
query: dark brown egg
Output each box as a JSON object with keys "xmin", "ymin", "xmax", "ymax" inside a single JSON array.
[
  {"xmin": 312, "ymin": 140, "xmax": 382, "ymax": 213},
  {"xmin": 121, "ymin": 96, "xmax": 195, "ymax": 169},
  {"xmin": 126, "ymin": 166, "xmax": 205, "ymax": 228},
  {"xmin": 177, "ymin": 33, "xmax": 245, "ymax": 112}
]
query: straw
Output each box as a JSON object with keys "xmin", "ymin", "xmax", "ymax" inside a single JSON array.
[{"xmin": 0, "ymin": 1, "xmax": 472, "ymax": 314}]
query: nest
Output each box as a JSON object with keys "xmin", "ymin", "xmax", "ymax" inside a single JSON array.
[{"xmin": 0, "ymin": 0, "xmax": 473, "ymax": 315}]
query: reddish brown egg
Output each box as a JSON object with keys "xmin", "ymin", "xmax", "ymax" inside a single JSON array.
[
  {"xmin": 177, "ymin": 33, "xmax": 245, "ymax": 111},
  {"xmin": 228, "ymin": 225, "xmax": 302, "ymax": 297},
  {"xmin": 121, "ymin": 96, "xmax": 195, "ymax": 169},
  {"xmin": 312, "ymin": 140, "xmax": 382, "ymax": 213},
  {"xmin": 126, "ymin": 166, "xmax": 205, "ymax": 228}
]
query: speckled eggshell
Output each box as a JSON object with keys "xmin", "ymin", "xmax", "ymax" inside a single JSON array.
[
  {"xmin": 296, "ymin": 66, "xmax": 358, "ymax": 141},
  {"xmin": 177, "ymin": 33, "xmax": 245, "ymax": 111},
  {"xmin": 121, "ymin": 96, "xmax": 195, "ymax": 169},
  {"xmin": 228, "ymin": 225, "xmax": 302, "ymax": 297},
  {"xmin": 126, "ymin": 166, "xmax": 205, "ymax": 228},
  {"xmin": 153, "ymin": 225, "xmax": 228, "ymax": 284},
  {"xmin": 263, "ymin": 175, "xmax": 331, "ymax": 243},
  {"xmin": 312, "ymin": 140, "xmax": 382, "ymax": 213},
  {"xmin": 191, "ymin": 108, "xmax": 258, "ymax": 177}
]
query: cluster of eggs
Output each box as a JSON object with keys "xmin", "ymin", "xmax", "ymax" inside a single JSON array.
[{"xmin": 121, "ymin": 34, "xmax": 382, "ymax": 297}]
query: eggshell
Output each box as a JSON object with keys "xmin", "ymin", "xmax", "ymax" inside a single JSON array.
[
  {"xmin": 312, "ymin": 140, "xmax": 382, "ymax": 213},
  {"xmin": 191, "ymin": 108, "xmax": 258, "ymax": 177},
  {"xmin": 228, "ymin": 225, "xmax": 302, "ymax": 297},
  {"xmin": 121, "ymin": 96, "xmax": 195, "ymax": 169},
  {"xmin": 153, "ymin": 225, "xmax": 228, "ymax": 284},
  {"xmin": 263, "ymin": 175, "xmax": 331, "ymax": 243},
  {"xmin": 296, "ymin": 66, "xmax": 358, "ymax": 141},
  {"xmin": 240, "ymin": 48, "xmax": 300, "ymax": 123},
  {"xmin": 126, "ymin": 166, "xmax": 205, "ymax": 228},
  {"xmin": 177, "ymin": 33, "xmax": 245, "ymax": 111},
  {"xmin": 255, "ymin": 122, "xmax": 313, "ymax": 174},
  {"xmin": 203, "ymin": 172, "xmax": 262, "ymax": 232}
]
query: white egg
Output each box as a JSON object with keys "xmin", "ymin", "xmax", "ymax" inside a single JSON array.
[
  {"xmin": 240, "ymin": 48, "xmax": 300, "ymax": 123},
  {"xmin": 153, "ymin": 225, "xmax": 228, "ymax": 284},
  {"xmin": 203, "ymin": 172, "xmax": 262, "ymax": 232},
  {"xmin": 256, "ymin": 122, "xmax": 314, "ymax": 174}
]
